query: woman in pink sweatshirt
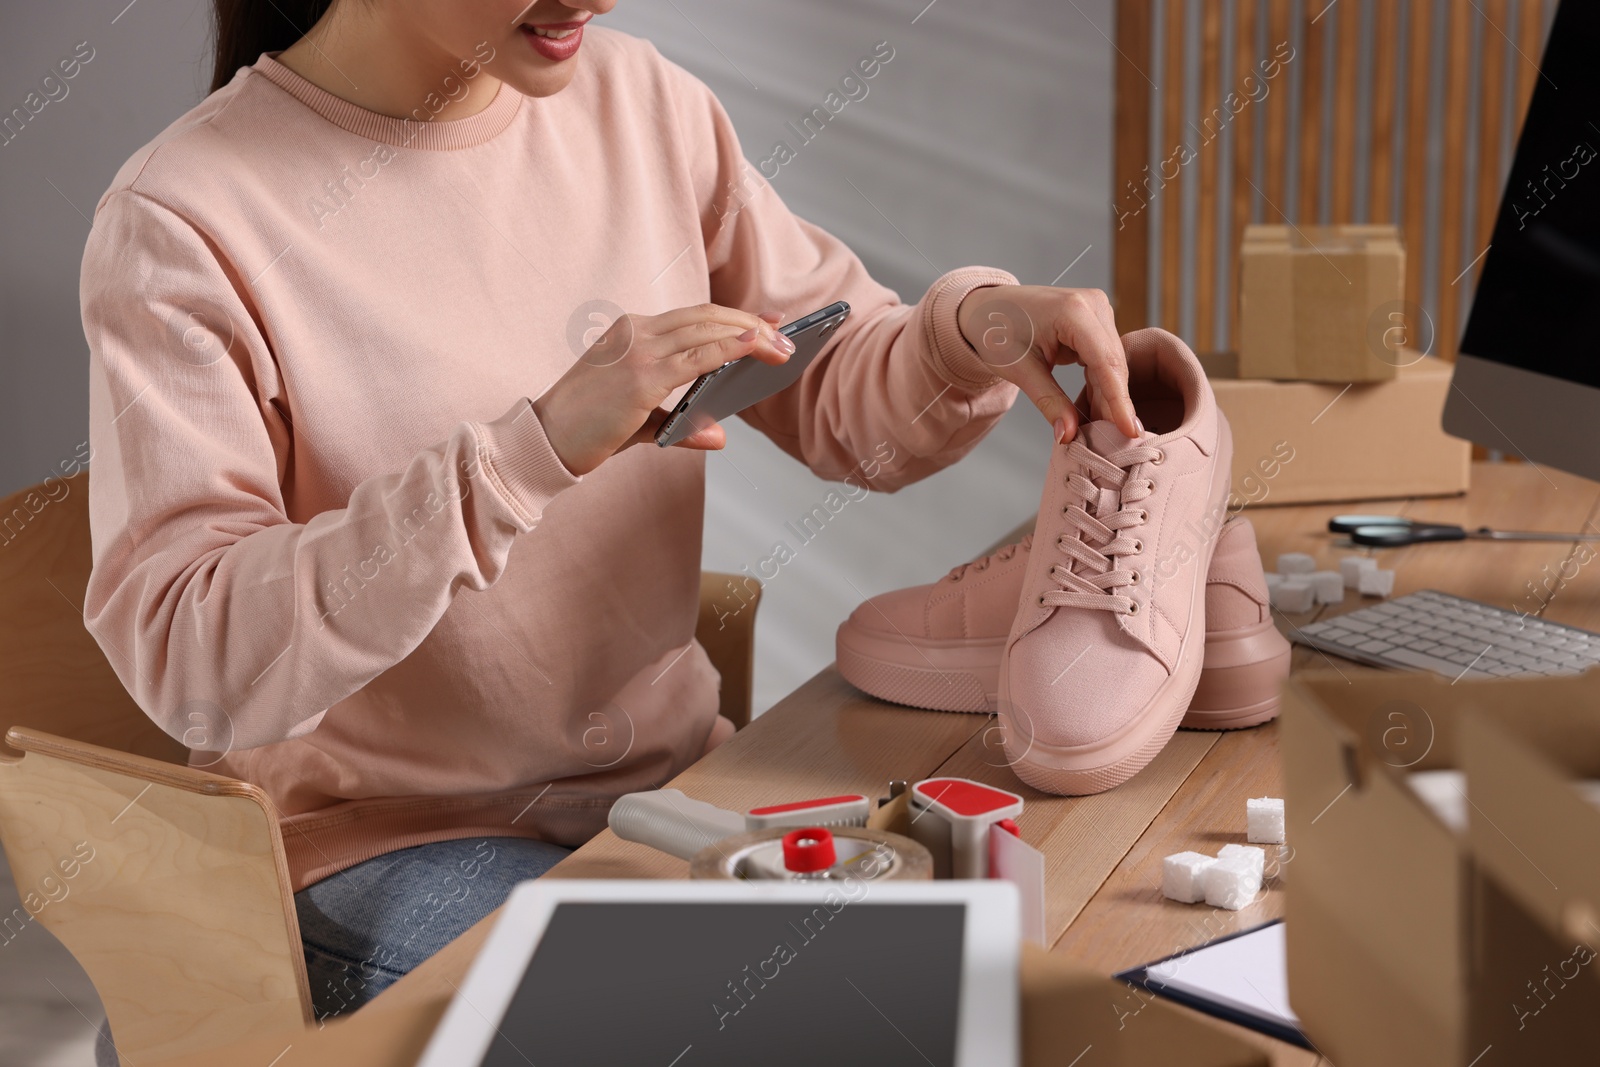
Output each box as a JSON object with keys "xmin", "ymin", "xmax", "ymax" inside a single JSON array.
[{"xmin": 81, "ymin": 0, "xmax": 1138, "ymax": 1035}]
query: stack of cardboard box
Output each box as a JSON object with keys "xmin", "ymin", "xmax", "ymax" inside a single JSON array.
[
  {"xmin": 1210, "ymin": 225, "xmax": 1471, "ymax": 507},
  {"xmin": 1284, "ymin": 669, "xmax": 1600, "ymax": 1065}
]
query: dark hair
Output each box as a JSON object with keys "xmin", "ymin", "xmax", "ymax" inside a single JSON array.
[{"xmin": 210, "ymin": 0, "xmax": 336, "ymax": 93}]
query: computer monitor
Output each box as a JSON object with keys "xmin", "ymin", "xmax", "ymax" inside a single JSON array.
[{"xmin": 1444, "ymin": 0, "xmax": 1600, "ymax": 480}]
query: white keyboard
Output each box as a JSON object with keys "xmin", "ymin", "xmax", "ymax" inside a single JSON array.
[{"xmin": 1294, "ymin": 590, "xmax": 1600, "ymax": 680}]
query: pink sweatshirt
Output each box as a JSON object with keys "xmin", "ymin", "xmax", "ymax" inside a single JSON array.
[{"xmin": 80, "ymin": 27, "xmax": 1019, "ymax": 891}]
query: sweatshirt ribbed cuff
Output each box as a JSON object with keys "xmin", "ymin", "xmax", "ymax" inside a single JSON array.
[
  {"xmin": 473, "ymin": 398, "xmax": 581, "ymax": 531},
  {"xmin": 922, "ymin": 266, "xmax": 1022, "ymax": 393}
]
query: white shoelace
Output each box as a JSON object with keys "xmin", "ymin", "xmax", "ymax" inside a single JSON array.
[
  {"xmin": 947, "ymin": 534, "xmax": 1032, "ymax": 582},
  {"xmin": 1040, "ymin": 439, "xmax": 1162, "ymax": 616}
]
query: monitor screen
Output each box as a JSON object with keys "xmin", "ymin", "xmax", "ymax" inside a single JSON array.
[
  {"xmin": 478, "ymin": 901, "xmax": 968, "ymax": 1067},
  {"xmin": 1459, "ymin": 0, "xmax": 1600, "ymax": 390}
]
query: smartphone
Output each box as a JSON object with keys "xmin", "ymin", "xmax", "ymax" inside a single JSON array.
[{"xmin": 654, "ymin": 301, "xmax": 851, "ymax": 447}]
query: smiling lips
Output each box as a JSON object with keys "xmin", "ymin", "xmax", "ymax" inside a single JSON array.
[{"xmin": 520, "ymin": 17, "xmax": 589, "ymax": 61}]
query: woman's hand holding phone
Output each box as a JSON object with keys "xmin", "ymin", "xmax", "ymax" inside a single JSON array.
[{"xmin": 532, "ymin": 303, "xmax": 794, "ymax": 476}]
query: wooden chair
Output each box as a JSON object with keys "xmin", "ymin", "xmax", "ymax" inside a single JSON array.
[
  {"xmin": 0, "ymin": 470, "xmax": 760, "ymax": 1065},
  {"xmin": 1112, "ymin": 0, "xmax": 1557, "ymax": 364}
]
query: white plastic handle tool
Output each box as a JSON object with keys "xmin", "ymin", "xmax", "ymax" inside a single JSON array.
[{"xmin": 607, "ymin": 789, "xmax": 744, "ymax": 861}]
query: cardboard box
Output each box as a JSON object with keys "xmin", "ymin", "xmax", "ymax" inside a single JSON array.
[
  {"xmin": 1238, "ymin": 224, "xmax": 1405, "ymax": 382},
  {"xmin": 1283, "ymin": 669, "xmax": 1476, "ymax": 1067},
  {"xmin": 1201, "ymin": 351, "xmax": 1471, "ymax": 506},
  {"xmin": 1021, "ymin": 944, "xmax": 1267, "ymax": 1066},
  {"xmin": 1284, "ymin": 669, "xmax": 1600, "ymax": 1067},
  {"xmin": 1458, "ymin": 690, "xmax": 1600, "ymax": 1065}
]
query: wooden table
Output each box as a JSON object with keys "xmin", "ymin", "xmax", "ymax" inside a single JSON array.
[{"xmin": 155, "ymin": 463, "xmax": 1600, "ymax": 1067}]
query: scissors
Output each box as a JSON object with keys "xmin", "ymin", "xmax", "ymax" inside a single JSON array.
[{"xmin": 1328, "ymin": 515, "xmax": 1600, "ymax": 548}]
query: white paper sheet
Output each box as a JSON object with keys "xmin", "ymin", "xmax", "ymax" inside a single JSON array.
[{"xmin": 1146, "ymin": 921, "xmax": 1299, "ymax": 1030}]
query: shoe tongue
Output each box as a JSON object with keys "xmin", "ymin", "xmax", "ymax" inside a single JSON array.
[{"xmin": 1077, "ymin": 419, "xmax": 1140, "ymax": 458}]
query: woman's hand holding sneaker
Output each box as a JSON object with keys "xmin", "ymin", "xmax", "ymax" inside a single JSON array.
[{"xmin": 955, "ymin": 284, "xmax": 1141, "ymax": 444}]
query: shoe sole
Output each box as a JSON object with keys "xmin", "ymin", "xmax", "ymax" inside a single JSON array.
[
  {"xmin": 1180, "ymin": 619, "xmax": 1292, "ymax": 731},
  {"xmin": 1001, "ymin": 444, "xmax": 1230, "ymax": 796},
  {"xmin": 835, "ymin": 624, "xmax": 1003, "ymax": 713},
  {"xmin": 836, "ymin": 615, "xmax": 1290, "ymax": 727}
]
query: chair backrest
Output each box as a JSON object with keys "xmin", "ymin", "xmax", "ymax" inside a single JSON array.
[
  {"xmin": 0, "ymin": 470, "xmax": 187, "ymax": 762},
  {"xmin": 697, "ymin": 570, "xmax": 762, "ymax": 730},
  {"xmin": 0, "ymin": 471, "xmax": 310, "ymax": 1063},
  {"xmin": 0, "ymin": 730, "xmax": 312, "ymax": 1063},
  {"xmin": 1112, "ymin": 0, "xmax": 1557, "ymax": 362}
]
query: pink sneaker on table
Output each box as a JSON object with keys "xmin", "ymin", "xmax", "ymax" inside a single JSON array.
[
  {"xmin": 1000, "ymin": 328, "xmax": 1231, "ymax": 795},
  {"xmin": 1185, "ymin": 515, "xmax": 1292, "ymax": 730},
  {"xmin": 834, "ymin": 515, "xmax": 1290, "ymax": 727},
  {"xmin": 834, "ymin": 535, "xmax": 1034, "ymax": 713}
]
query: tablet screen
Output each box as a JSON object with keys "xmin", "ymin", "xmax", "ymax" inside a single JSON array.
[{"xmin": 477, "ymin": 901, "xmax": 967, "ymax": 1067}]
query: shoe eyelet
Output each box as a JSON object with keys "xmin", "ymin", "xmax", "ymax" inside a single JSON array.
[
  {"xmin": 1126, "ymin": 601, "xmax": 1140, "ymax": 616},
  {"xmin": 1128, "ymin": 571, "xmax": 1140, "ymax": 584},
  {"xmin": 1132, "ymin": 539, "xmax": 1144, "ymax": 554},
  {"xmin": 1037, "ymin": 594, "xmax": 1048, "ymax": 607},
  {"xmin": 1151, "ymin": 450, "xmax": 1165, "ymax": 465},
  {"xmin": 1138, "ymin": 509, "xmax": 1149, "ymax": 523}
]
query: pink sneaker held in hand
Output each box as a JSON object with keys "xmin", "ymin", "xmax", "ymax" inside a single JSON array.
[
  {"xmin": 834, "ymin": 514, "xmax": 1290, "ymax": 727},
  {"xmin": 834, "ymin": 535, "xmax": 1034, "ymax": 713},
  {"xmin": 999, "ymin": 328, "xmax": 1232, "ymax": 796}
]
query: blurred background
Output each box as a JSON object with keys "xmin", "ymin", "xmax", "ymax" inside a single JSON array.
[{"xmin": 0, "ymin": 1, "xmax": 1108, "ymax": 1059}]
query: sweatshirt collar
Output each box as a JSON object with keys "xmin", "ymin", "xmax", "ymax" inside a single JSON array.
[{"xmin": 253, "ymin": 53, "xmax": 522, "ymax": 150}]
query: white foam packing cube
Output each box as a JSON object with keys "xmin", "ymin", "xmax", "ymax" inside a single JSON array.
[
  {"xmin": 1270, "ymin": 577, "xmax": 1315, "ymax": 613},
  {"xmin": 1264, "ymin": 572, "xmax": 1286, "ymax": 591},
  {"xmin": 1161, "ymin": 851, "xmax": 1215, "ymax": 903},
  {"xmin": 1217, "ymin": 843, "xmax": 1266, "ymax": 883},
  {"xmin": 1204, "ymin": 852, "xmax": 1263, "ymax": 911},
  {"xmin": 1340, "ymin": 556, "xmax": 1377, "ymax": 588},
  {"xmin": 1246, "ymin": 797, "xmax": 1285, "ymax": 844},
  {"xmin": 1277, "ymin": 552, "xmax": 1317, "ymax": 575},
  {"xmin": 1269, "ymin": 844, "xmax": 1291, "ymax": 883},
  {"xmin": 1358, "ymin": 567, "xmax": 1397, "ymax": 598},
  {"xmin": 1310, "ymin": 571, "xmax": 1345, "ymax": 604}
]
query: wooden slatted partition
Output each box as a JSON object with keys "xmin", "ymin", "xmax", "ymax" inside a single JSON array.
[
  {"xmin": 1436, "ymin": 2, "xmax": 1473, "ymax": 362},
  {"xmin": 1368, "ymin": 0, "xmax": 1401, "ymax": 225},
  {"xmin": 1112, "ymin": 0, "xmax": 1557, "ymax": 362},
  {"xmin": 1295, "ymin": 2, "xmax": 1326, "ymax": 224},
  {"xmin": 1262, "ymin": 0, "xmax": 1292, "ymax": 223},
  {"xmin": 1160, "ymin": 0, "xmax": 1187, "ymax": 333},
  {"xmin": 1475, "ymin": 0, "xmax": 1510, "ymax": 255},
  {"xmin": 1329, "ymin": 0, "xmax": 1360, "ymax": 221},
  {"xmin": 1196, "ymin": 0, "xmax": 1223, "ymax": 348},
  {"xmin": 1400, "ymin": 0, "xmax": 1434, "ymax": 322},
  {"xmin": 1227, "ymin": 0, "xmax": 1258, "ymax": 322},
  {"xmin": 1112, "ymin": 0, "xmax": 1154, "ymax": 333}
]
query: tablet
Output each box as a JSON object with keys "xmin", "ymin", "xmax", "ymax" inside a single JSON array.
[{"xmin": 417, "ymin": 879, "xmax": 1020, "ymax": 1067}]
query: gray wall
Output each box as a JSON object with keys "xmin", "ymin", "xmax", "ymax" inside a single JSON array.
[{"xmin": 1, "ymin": 0, "xmax": 216, "ymax": 493}]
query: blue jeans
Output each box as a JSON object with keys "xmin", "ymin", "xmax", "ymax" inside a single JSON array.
[{"xmin": 94, "ymin": 836, "xmax": 572, "ymax": 1065}]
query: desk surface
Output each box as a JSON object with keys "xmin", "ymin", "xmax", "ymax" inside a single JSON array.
[{"xmin": 156, "ymin": 463, "xmax": 1600, "ymax": 1067}]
